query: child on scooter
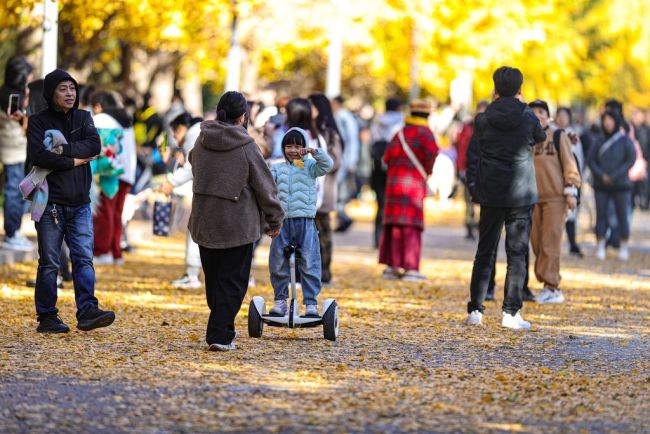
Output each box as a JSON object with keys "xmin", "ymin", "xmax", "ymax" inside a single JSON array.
[{"xmin": 269, "ymin": 127, "xmax": 333, "ymax": 317}]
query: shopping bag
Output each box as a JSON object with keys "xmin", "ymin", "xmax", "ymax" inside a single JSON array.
[{"xmin": 153, "ymin": 200, "xmax": 172, "ymax": 236}]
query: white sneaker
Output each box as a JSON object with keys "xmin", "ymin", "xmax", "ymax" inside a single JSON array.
[
  {"xmin": 501, "ymin": 311, "xmax": 531, "ymax": 330},
  {"xmin": 551, "ymin": 290, "xmax": 565, "ymax": 304},
  {"xmin": 113, "ymin": 257, "xmax": 125, "ymax": 266},
  {"xmin": 3, "ymin": 234, "xmax": 33, "ymax": 252},
  {"xmin": 93, "ymin": 253, "xmax": 114, "ymax": 265},
  {"xmin": 596, "ymin": 240, "xmax": 606, "ymax": 260},
  {"xmin": 269, "ymin": 299, "xmax": 287, "ymax": 316},
  {"xmin": 535, "ymin": 287, "xmax": 556, "ymax": 304},
  {"xmin": 618, "ymin": 244, "xmax": 629, "ymax": 261},
  {"xmin": 465, "ymin": 310, "xmax": 483, "ymax": 326},
  {"xmin": 208, "ymin": 342, "xmax": 236, "ymax": 351},
  {"xmin": 248, "ymin": 276, "xmax": 256, "ymax": 289},
  {"xmin": 402, "ymin": 270, "xmax": 427, "ymax": 282},
  {"xmin": 382, "ymin": 267, "xmax": 401, "ymax": 280},
  {"xmin": 304, "ymin": 304, "xmax": 319, "ymax": 317},
  {"xmin": 171, "ymin": 275, "xmax": 202, "ymax": 290}
]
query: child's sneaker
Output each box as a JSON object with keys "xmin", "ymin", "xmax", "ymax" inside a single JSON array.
[
  {"xmin": 304, "ymin": 304, "xmax": 319, "ymax": 318},
  {"xmin": 269, "ymin": 299, "xmax": 287, "ymax": 316}
]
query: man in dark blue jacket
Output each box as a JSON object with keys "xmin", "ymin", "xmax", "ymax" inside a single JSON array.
[
  {"xmin": 27, "ymin": 69, "xmax": 115, "ymax": 333},
  {"xmin": 465, "ymin": 66, "xmax": 546, "ymax": 330}
]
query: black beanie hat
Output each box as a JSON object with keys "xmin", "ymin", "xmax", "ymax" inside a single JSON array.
[{"xmin": 493, "ymin": 66, "xmax": 523, "ymax": 98}]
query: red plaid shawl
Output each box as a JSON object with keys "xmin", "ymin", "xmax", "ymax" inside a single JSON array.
[{"xmin": 383, "ymin": 118, "xmax": 438, "ymax": 229}]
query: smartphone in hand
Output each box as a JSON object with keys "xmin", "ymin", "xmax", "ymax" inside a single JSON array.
[{"xmin": 7, "ymin": 94, "xmax": 20, "ymax": 115}]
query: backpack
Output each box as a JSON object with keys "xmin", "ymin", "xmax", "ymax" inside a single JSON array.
[{"xmin": 553, "ymin": 128, "xmax": 581, "ymax": 204}]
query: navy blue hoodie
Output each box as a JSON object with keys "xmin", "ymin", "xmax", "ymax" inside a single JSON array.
[{"xmin": 27, "ymin": 69, "xmax": 100, "ymax": 206}]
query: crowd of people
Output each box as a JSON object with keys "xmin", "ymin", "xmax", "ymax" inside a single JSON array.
[{"xmin": 1, "ymin": 54, "xmax": 649, "ymax": 346}]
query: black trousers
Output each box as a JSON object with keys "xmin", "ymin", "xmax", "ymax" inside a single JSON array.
[
  {"xmin": 199, "ymin": 243, "xmax": 253, "ymax": 345},
  {"xmin": 468, "ymin": 205, "xmax": 533, "ymax": 315}
]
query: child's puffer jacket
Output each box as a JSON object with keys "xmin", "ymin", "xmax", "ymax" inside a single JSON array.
[{"xmin": 271, "ymin": 149, "xmax": 333, "ymax": 218}]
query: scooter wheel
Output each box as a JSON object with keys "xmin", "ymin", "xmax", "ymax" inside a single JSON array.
[
  {"xmin": 322, "ymin": 301, "xmax": 339, "ymax": 341},
  {"xmin": 248, "ymin": 299, "xmax": 263, "ymax": 338}
]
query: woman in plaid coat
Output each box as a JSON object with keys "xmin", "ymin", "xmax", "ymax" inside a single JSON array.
[{"xmin": 379, "ymin": 100, "xmax": 438, "ymax": 281}]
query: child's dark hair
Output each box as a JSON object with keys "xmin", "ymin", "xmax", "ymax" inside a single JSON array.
[
  {"xmin": 216, "ymin": 91, "xmax": 247, "ymax": 124},
  {"xmin": 282, "ymin": 129, "xmax": 307, "ymax": 148}
]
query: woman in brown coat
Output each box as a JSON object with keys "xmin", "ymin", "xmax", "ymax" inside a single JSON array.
[{"xmin": 189, "ymin": 91, "xmax": 284, "ymax": 351}]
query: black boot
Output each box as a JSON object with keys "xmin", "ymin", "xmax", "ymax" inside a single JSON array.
[
  {"xmin": 522, "ymin": 287, "xmax": 536, "ymax": 302},
  {"xmin": 77, "ymin": 307, "xmax": 115, "ymax": 331},
  {"xmin": 37, "ymin": 314, "xmax": 70, "ymax": 333}
]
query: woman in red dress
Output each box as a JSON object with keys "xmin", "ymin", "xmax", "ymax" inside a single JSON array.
[{"xmin": 379, "ymin": 99, "xmax": 438, "ymax": 282}]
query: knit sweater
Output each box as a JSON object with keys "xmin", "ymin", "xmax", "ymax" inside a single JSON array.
[{"xmin": 271, "ymin": 149, "xmax": 333, "ymax": 219}]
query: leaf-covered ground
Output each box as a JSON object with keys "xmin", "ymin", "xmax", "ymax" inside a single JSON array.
[{"xmin": 1, "ymin": 203, "xmax": 649, "ymax": 433}]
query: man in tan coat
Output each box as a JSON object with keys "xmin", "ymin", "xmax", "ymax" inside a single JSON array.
[{"xmin": 528, "ymin": 100, "xmax": 581, "ymax": 304}]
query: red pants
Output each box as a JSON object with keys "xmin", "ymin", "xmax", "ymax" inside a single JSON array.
[
  {"xmin": 378, "ymin": 224, "xmax": 423, "ymax": 271},
  {"xmin": 93, "ymin": 181, "xmax": 130, "ymax": 258}
]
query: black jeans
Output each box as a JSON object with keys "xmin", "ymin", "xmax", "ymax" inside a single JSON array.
[
  {"xmin": 468, "ymin": 205, "xmax": 533, "ymax": 315},
  {"xmin": 199, "ymin": 243, "xmax": 253, "ymax": 345}
]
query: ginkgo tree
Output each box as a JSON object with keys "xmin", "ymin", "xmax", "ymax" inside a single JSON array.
[{"xmin": 1, "ymin": 0, "xmax": 649, "ymax": 111}]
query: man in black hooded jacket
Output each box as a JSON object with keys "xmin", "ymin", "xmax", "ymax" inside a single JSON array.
[
  {"xmin": 27, "ymin": 69, "xmax": 115, "ymax": 333},
  {"xmin": 464, "ymin": 66, "xmax": 546, "ymax": 330}
]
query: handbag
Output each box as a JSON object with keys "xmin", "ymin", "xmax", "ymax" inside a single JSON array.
[
  {"xmin": 398, "ymin": 130, "xmax": 434, "ymax": 196},
  {"xmin": 629, "ymin": 140, "xmax": 647, "ymax": 182}
]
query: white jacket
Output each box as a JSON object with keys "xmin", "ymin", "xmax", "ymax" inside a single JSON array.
[{"xmin": 168, "ymin": 122, "xmax": 201, "ymax": 196}]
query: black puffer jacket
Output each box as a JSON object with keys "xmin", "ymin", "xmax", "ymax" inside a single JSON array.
[
  {"xmin": 473, "ymin": 97, "xmax": 546, "ymax": 207},
  {"xmin": 588, "ymin": 131, "xmax": 636, "ymax": 192},
  {"xmin": 26, "ymin": 69, "xmax": 100, "ymax": 206}
]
